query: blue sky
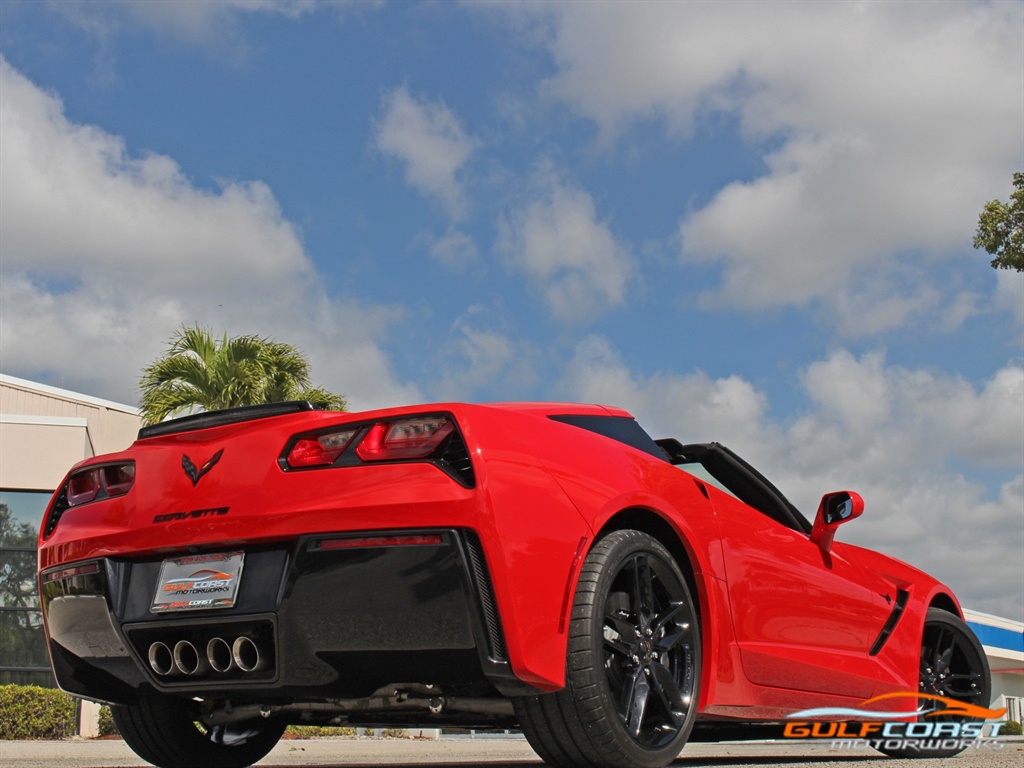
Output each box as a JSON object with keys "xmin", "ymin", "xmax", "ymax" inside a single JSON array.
[{"xmin": 1, "ymin": 0, "xmax": 1022, "ymax": 618}]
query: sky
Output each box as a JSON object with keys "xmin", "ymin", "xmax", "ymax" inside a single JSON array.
[{"xmin": 0, "ymin": 1, "xmax": 1021, "ymax": 620}]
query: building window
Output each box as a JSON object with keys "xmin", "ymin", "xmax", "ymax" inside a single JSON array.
[
  {"xmin": 0, "ymin": 489, "xmax": 54, "ymax": 686},
  {"xmin": 1007, "ymin": 696, "xmax": 1022, "ymax": 725}
]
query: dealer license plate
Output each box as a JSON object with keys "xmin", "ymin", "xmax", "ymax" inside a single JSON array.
[{"xmin": 151, "ymin": 551, "xmax": 244, "ymax": 613}]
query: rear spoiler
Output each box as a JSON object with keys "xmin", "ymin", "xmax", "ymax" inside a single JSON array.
[{"xmin": 138, "ymin": 401, "xmax": 319, "ymax": 440}]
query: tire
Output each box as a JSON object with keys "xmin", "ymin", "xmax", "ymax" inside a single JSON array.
[
  {"xmin": 516, "ymin": 530, "xmax": 701, "ymax": 768},
  {"xmin": 874, "ymin": 607, "xmax": 991, "ymax": 759},
  {"xmin": 110, "ymin": 696, "xmax": 286, "ymax": 768}
]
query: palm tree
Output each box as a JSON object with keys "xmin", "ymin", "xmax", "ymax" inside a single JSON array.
[{"xmin": 138, "ymin": 325, "xmax": 346, "ymax": 425}]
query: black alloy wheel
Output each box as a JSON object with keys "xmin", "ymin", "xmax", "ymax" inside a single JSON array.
[
  {"xmin": 875, "ymin": 607, "xmax": 991, "ymax": 759},
  {"xmin": 516, "ymin": 530, "xmax": 701, "ymax": 768},
  {"xmin": 110, "ymin": 695, "xmax": 286, "ymax": 768}
]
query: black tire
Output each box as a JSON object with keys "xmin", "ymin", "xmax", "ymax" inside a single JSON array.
[
  {"xmin": 110, "ymin": 696, "xmax": 286, "ymax": 768},
  {"xmin": 516, "ymin": 530, "xmax": 701, "ymax": 768},
  {"xmin": 874, "ymin": 608, "xmax": 991, "ymax": 759}
]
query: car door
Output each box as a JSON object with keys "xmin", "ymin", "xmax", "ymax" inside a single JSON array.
[
  {"xmin": 662, "ymin": 441, "xmax": 894, "ymax": 699},
  {"xmin": 710, "ymin": 490, "xmax": 894, "ymax": 698}
]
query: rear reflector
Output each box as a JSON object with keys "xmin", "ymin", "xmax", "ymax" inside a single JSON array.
[
  {"xmin": 319, "ymin": 534, "xmax": 443, "ymax": 550},
  {"xmin": 42, "ymin": 562, "xmax": 101, "ymax": 583},
  {"xmin": 356, "ymin": 416, "xmax": 455, "ymax": 461}
]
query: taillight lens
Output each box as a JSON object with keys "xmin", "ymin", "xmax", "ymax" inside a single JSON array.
[
  {"xmin": 65, "ymin": 462, "xmax": 136, "ymax": 507},
  {"xmin": 66, "ymin": 469, "xmax": 101, "ymax": 506},
  {"xmin": 280, "ymin": 414, "xmax": 471, "ymax": 486},
  {"xmin": 102, "ymin": 463, "xmax": 135, "ymax": 495},
  {"xmin": 285, "ymin": 429, "xmax": 358, "ymax": 468},
  {"xmin": 356, "ymin": 416, "xmax": 455, "ymax": 461}
]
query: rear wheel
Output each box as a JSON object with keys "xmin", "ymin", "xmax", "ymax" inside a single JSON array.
[
  {"xmin": 516, "ymin": 530, "xmax": 701, "ymax": 768},
  {"xmin": 110, "ymin": 696, "xmax": 285, "ymax": 768},
  {"xmin": 874, "ymin": 608, "xmax": 991, "ymax": 759}
]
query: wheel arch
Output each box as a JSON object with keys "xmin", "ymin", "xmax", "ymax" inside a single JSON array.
[
  {"xmin": 596, "ymin": 508, "xmax": 701, "ymax": 613},
  {"xmin": 928, "ymin": 591, "xmax": 963, "ymax": 619}
]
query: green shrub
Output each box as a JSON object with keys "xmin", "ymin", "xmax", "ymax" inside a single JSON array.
[
  {"xmin": 380, "ymin": 728, "xmax": 407, "ymax": 738},
  {"xmin": 0, "ymin": 684, "xmax": 76, "ymax": 739},
  {"xmin": 1001, "ymin": 720, "xmax": 1022, "ymax": 736},
  {"xmin": 97, "ymin": 705, "xmax": 119, "ymax": 737}
]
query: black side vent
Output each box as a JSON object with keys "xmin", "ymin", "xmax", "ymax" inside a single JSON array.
[
  {"xmin": 43, "ymin": 489, "xmax": 70, "ymax": 539},
  {"xmin": 869, "ymin": 588, "xmax": 910, "ymax": 656},
  {"xmin": 438, "ymin": 430, "xmax": 476, "ymax": 488},
  {"xmin": 462, "ymin": 531, "xmax": 507, "ymax": 661}
]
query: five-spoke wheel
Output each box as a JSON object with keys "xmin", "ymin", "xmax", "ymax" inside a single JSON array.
[
  {"xmin": 874, "ymin": 607, "xmax": 991, "ymax": 759},
  {"xmin": 516, "ymin": 530, "xmax": 701, "ymax": 768}
]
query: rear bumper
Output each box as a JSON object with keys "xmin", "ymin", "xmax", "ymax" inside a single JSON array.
[{"xmin": 40, "ymin": 528, "xmax": 529, "ymax": 704}]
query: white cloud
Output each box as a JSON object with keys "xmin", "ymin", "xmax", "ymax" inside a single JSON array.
[
  {"xmin": 375, "ymin": 87, "xmax": 478, "ymax": 220},
  {"xmin": 50, "ymin": 0, "xmax": 323, "ymax": 48},
  {"xmin": 994, "ymin": 269, "xmax": 1024, "ymax": 333},
  {"xmin": 496, "ymin": 165, "xmax": 633, "ymax": 323},
  {"xmin": 562, "ymin": 338, "xmax": 1024, "ymax": 620},
  {"xmin": 427, "ymin": 227, "xmax": 479, "ymax": 270},
  {"xmin": 434, "ymin": 307, "xmax": 539, "ymax": 402},
  {"xmin": 0, "ymin": 56, "xmax": 418, "ymax": 411},
  {"xmin": 504, "ymin": 3, "xmax": 1023, "ymax": 314}
]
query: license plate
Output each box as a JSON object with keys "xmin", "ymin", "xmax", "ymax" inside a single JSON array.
[{"xmin": 151, "ymin": 551, "xmax": 244, "ymax": 613}]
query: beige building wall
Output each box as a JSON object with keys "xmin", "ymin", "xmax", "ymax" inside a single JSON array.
[{"xmin": 0, "ymin": 374, "xmax": 141, "ymax": 490}]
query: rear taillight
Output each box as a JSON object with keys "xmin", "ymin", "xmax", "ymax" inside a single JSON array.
[
  {"xmin": 285, "ymin": 429, "xmax": 358, "ymax": 468},
  {"xmin": 356, "ymin": 416, "xmax": 455, "ymax": 461},
  {"xmin": 65, "ymin": 462, "xmax": 136, "ymax": 507},
  {"xmin": 44, "ymin": 461, "xmax": 136, "ymax": 539},
  {"xmin": 281, "ymin": 413, "xmax": 474, "ymax": 486},
  {"xmin": 66, "ymin": 469, "xmax": 101, "ymax": 506}
]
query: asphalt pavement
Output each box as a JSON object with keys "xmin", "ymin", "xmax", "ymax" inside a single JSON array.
[{"xmin": 0, "ymin": 736, "xmax": 1021, "ymax": 768}]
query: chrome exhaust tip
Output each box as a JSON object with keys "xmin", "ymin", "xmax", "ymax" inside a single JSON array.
[
  {"xmin": 207, "ymin": 637, "xmax": 235, "ymax": 673},
  {"xmin": 173, "ymin": 640, "xmax": 209, "ymax": 676},
  {"xmin": 148, "ymin": 641, "xmax": 175, "ymax": 676},
  {"xmin": 232, "ymin": 636, "xmax": 264, "ymax": 673}
]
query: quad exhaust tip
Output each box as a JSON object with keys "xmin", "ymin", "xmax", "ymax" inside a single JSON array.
[
  {"xmin": 147, "ymin": 641, "xmax": 175, "ymax": 676},
  {"xmin": 207, "ymin": 637, "xmax": 234, "ymax": 673},
  {"xmin": 233, "ymin": 636, "xmax": 265, "ymax": 673},
  {"xmin": 146, "ymin": 636, "xmax": 266, "ymax": 676}
]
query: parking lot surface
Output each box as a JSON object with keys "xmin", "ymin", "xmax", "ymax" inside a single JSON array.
[{"xmin": 1, "ymin": 737, "xmax": 1021, "ymax": 768}]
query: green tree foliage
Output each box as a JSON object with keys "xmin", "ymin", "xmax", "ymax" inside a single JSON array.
[
  {"xmin": 0, "ymin": 504, "xmax": 45, "ymax": 686},
  {"xmin": 138, "ymin": 325, "xmax": 346, "ymax": 425},
  {"xmin": 974, "ymin": 172, "xmax": 1024, "ymax": 272}
]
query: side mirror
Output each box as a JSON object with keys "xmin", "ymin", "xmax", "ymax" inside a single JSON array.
[{"xmin": 810, "ymin": 491, "xmax": 864, "ymax": 554}]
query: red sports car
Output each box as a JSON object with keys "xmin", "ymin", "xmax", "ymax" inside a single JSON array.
[{"xmin": 37, "ymin": 401, "xmax": 990, "ymax": 768}]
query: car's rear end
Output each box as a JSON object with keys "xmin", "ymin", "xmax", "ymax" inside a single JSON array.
[{"xmin": 38, "ymin": 402, "xmax": 540, "ymax": 747}]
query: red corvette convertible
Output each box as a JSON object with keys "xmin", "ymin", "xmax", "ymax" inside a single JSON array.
[{"xmin": 37, "ymin": 401, "xmax": 990, "ymax": 768}]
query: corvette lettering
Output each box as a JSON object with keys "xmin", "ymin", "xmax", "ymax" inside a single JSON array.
[{"xmin": 152, "ymin": 507, "xmax": 229, "ymax": 524}]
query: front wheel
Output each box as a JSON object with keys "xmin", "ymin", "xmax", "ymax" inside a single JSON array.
[
  {"xmin": 874, "ymin": 608, "xmax": 991, "ymax": 759},
  {"xmin": 516, "ymin": 530, "xmax": 701, "ymax": 768},
  {"xmin": 110, "ymin": 696, "xmax": 286, "ymax": 768}
]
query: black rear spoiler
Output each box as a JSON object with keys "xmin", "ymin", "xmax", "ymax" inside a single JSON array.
[{"xmin": 138, "ymin": 401, "xmax": 319, "ymax": 440}]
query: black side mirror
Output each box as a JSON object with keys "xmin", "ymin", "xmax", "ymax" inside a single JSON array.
[{"xmin": 810, "ymin": 490, "xmax": 864, "ymax": 554}]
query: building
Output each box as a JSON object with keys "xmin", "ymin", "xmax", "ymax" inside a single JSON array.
[
  {"xmin": 965, "ymin": 609, "xmax": 1024, "ymax": 723},
  {"xmin": 1, "ymin": 373, "xmax": 141, "ymax": 688},
  {"xmin": 0, "ymin": 374, "xmax": 1021, "ymax": 729}
]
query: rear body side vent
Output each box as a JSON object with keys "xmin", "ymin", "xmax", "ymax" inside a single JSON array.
[
  {"xmin": 438, "ymin": 431, "xmax": 475, "ymax": 487},
  {"xmin": 462, "ymin": 531, "xmax": 507, "ymax": 661}
]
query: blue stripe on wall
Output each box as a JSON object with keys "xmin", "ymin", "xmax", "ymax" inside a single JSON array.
[{"xmin": 967, "ymin": 622, "xmax": 1024, "ymax": 653}]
